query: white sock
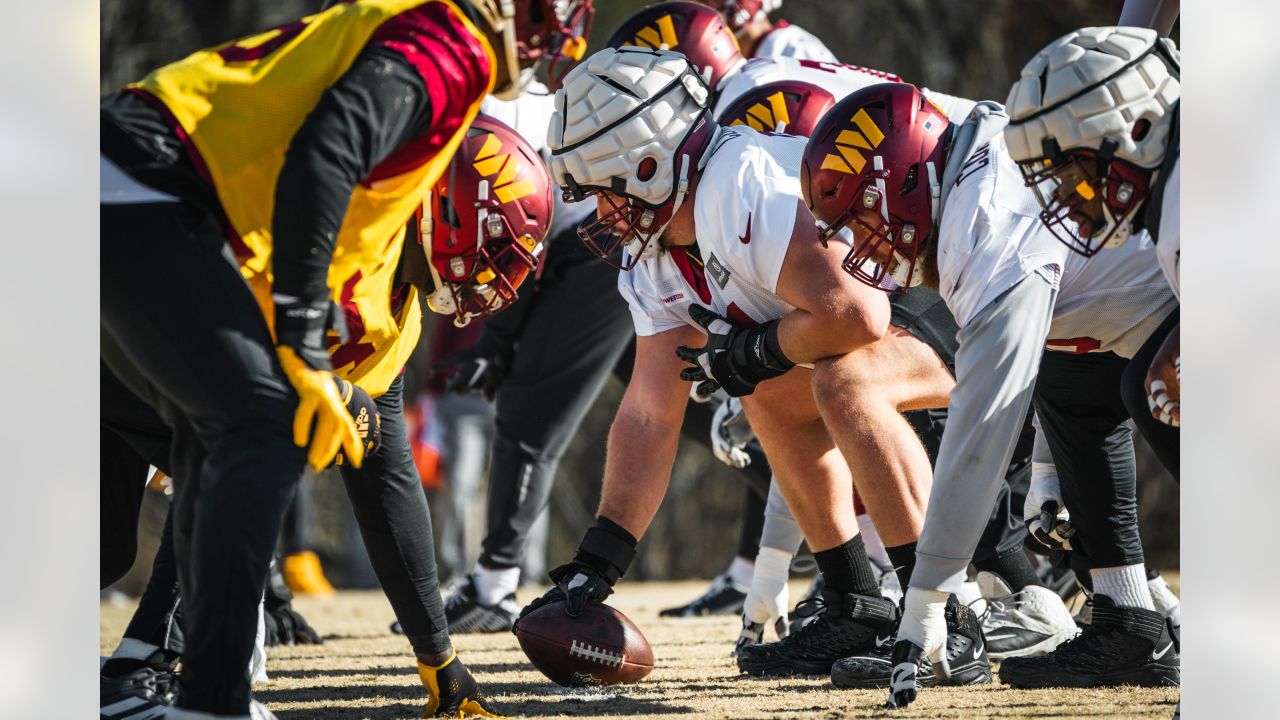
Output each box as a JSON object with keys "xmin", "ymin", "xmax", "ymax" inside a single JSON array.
[
  {"xmin": 473, "ymin": 563, "xmax": 520, "ymax": 606},
  {"xmin": 111, "ymin": 637, "xmax": 159, "ymax": 661},
  {"xmin": 728, "ymin": 555, "xmax": 755, "ymax": 591},
  {"xmin": 1091, "ymin": 564, "xmax": 1155, "ymax": 610},
  {"xmin": 856, "ymin": 514, "xmax": 892, "ymax": 572},
  {"xmin": 1148, "ymin": 574, "xmax": 1181, "ymax": 624}
]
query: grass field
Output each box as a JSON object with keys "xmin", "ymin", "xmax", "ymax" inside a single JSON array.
[{"xmin": 100, "ymin": 579, "xmax": 1180, "ymax": 719}]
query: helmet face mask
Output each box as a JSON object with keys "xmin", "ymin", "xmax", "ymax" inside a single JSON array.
[
  {"xmin": 423, "ymin": 115, "xmax": 553, "ymax": 327},
  {"xmin": 480, "ymin": 0, "xmax": 595, "ymax": 99},
  {"xmin": 1019, "ymin": 144, "xmax": 1152, "ymax": 257},
  {"xmin": 575, "ymin": 189, "xmax": 667, "ymax": 270}
]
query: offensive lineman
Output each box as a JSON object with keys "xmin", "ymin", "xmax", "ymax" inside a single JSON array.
[
  {"xmin": 518, "ymin": 46, "xmax": 995, "ymax": 684},
  {"xmin": 100, "ymin": 1, "xmax": 590, "ymax": 716},
  {"xmin": 800, "ymin": 78, "xmax": 1179, "ymax": 706}
]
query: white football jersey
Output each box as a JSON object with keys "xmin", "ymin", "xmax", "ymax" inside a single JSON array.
[
  {"xmin": 481, "ymin": 82, "xmax": 593, "ymax": 238},
  {"xmin": 753, "ymin": 21, "xmax": 837, "ymax": 63},
  {"xmin": 1156, "ymin": 157, "xmax": 1180, "ymax": 299},
  {"xmin": 941, "ymin": 128, "xmax": 1175, "ymax": 356},
  {"xmin": 937, "ymin": 131, "xmax": 1069, "ymax": 329},
  {"xmin": 618, "ymin": 128, "xmax": 807, "ymax": 337},
  {"xmin": 714, "ymin": 57, "xmax": 975, "ymax": 126},
  {"xmin": 1049, "ymin": 231, "xmax": 1177, "ymax": 358}
]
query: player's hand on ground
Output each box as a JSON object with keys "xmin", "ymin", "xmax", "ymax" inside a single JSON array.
[
  {"xmin": 533, "ymin": 561, "xmax": 616, "ymax": 617},
  {"xmin": 734, "ymin": 546, "xmax": 791, "ymax": 655},
  {"xmin": 675, "ymin": 305, "xmax": 794, "ymax": 397},
  {"xmin": 890, "ymin": 587, "xmax": 950, "ymax": 708},
  {"xmin": 264, "ymin": 600, "xmax": 323, "ymax": 646},
  {"xmin": 884, "ymin": 639, "xmax": 926, "ymax": 709},
  {"xmin": 432, "ymin": 343, "xmax": 511, "ymax": 402},
  {"xmin": 419, "ymin": 652, "xmax": 503, "ymax": 717},
  {"xmin": 1023, "ymin": 468, "xmax": 1074, "ymax": 554},
  {"xmin": 711, "ymin": 396, "xmax": 755, "ymax": 468},
  {"xmin": 1145, "ymin": 323, "xmax": 1180, "ymax": 427}
]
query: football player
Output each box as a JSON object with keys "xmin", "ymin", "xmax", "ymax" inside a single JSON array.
[
  {"xmin": 716, "ymin": 82, "xmax": 1079, "ymax": 672},
  {"xmin": 701, "ymin": 0, "xmax": 837, "ymax": 62},
  {"xmin": 519, "ymin": 46, "xmax": 1001, "ymax": 685},
  {"xmin": 1004, "ymin": 26, "xmax": 1182, "ymax": 442},
  {"xmin": 101, "ymin": 112, "xmax": 555, "ymax": 718},
  {"xmin": 800, "ymin": 79, "xmax": 1179, "ymax": 706},
  {"xmin": 100, "ymin": 1, "xmax": 585, "ymax": 716}
]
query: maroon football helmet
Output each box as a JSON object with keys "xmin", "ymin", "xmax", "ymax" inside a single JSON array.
[
  {"xmin": 704, "ymin": 0, "xmax": 781, "ymax": 34},
  {"xmin": 479, "ymin": 0, "xmax": 595, "ymax": 96},
  {"xmin": 422, "ymin": 114, "xmax": 554, "ymax": 326},
  {"xmin": 717, "ymin": 79, "xmax": 835, "ymax": 137},
  {"xmin": 801, "ymin": 83, "xmax": 952, "ymax": 291},
  {"xmin": 605, "ymin": 1, "xmax": 745, "ymax": 90}
]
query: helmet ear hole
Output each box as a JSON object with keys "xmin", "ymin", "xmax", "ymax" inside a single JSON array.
[
  {"xmin": 637, "ymin": 156, "xmax": 658, "ymax": 181},
  {"xmin": 1131, "ymin": 118, "xmax": 1152, "ymax": 141}
]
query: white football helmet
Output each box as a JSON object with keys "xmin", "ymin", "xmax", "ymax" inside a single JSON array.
[
  {"xmin": 548, "ymin": 46, "xmax": 718, "ymax": 269},
  {"xmin": 1005, "ymin": 26, "xmax": 1180, "ymax": 256}
]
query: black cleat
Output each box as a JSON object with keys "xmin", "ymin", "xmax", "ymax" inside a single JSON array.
[
  {"xmin": 736, "ymin": 587, "xmax": 897, "ymax": 677},
  {"xmin": 999, "ymin": 595, "xmax": 1180, "ymax": 688},
  {"xmin": 832, "ymin": 595, "xmax": 992, "ymax": 689},
  {"xmin": 659, "ymin": 573, "xmax": 747, "ymax": 617},
  {"xmin": 443, "ymin": 575, "xmax": 521, "ymax": 634},
  {"xmin": 100, "ymin": 649, "xmax": 178, "ymax": 720}
]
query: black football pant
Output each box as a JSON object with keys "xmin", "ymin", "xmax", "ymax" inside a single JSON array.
[
  {"xmin": 479, "ymin": 238, "xmax": 635, "ymax": 569},
  {"xmin": 102, "ymin": 199, "xmax": 307, "ymax": 715},
  {"xmin": 101, "ymin": 358, "xmax": 453, "ymax": 661},
  {"xmin": 1035, "ymin": 349, "xmax": 1147, "ymax": 578},
  {"xmin": 1120, "ymin": 307, "xmax": 1180, "ymax": 481}
]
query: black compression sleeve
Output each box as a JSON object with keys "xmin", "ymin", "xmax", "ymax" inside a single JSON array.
[{"xmin": 272, "ymin": 46, "xmax": 433, "ymax": 301}]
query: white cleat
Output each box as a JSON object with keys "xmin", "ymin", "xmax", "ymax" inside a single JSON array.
[{"xmin": 974, "ymin": 571, "xmax": 1079, "ymax": 660}]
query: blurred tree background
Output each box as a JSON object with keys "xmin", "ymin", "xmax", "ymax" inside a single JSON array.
[{"xmin": 103, "ymin": 1, "xmax": 1178, "ymax": 596}]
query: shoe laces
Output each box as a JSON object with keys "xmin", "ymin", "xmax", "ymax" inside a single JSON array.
[
  {"xmin": 970, "ymin": 590, "xmax": 1026, "ymax": 629},
  {"xmin": 1046, "ymin": 622, "xmax": 1130, "ymax": 667}
]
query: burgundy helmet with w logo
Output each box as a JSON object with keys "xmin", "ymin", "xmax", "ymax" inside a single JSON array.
[
  {"xmin": 605, "ymin": 1, "xmax": 745, "ymax": 90},
  {"xmin": 801, "ymin": 83, "xmax": 952, "ymax": 292},
  {"xmin": 717, "ymin": 79, "xmax": 835, "ymax": 137}
]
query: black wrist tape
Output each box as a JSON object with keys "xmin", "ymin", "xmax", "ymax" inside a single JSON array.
[{"xmin": 574, "ymin": 516, "xmax": 638, "ymax": 584}]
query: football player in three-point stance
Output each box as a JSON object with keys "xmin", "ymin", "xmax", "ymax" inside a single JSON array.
[
  {"xmin": 800, "ymin": 77, "xmax": 1179, "ymax": 706},
  {"xmin": 100, "ymin": 1, "xmax": 588, "ymax": 716},
  {"xmin": 518, "ymin": 46, "xmax": 998, "ymax": 685},
  {"xmin": 716, "ymin": 79, "xmax": 1082, "ymax": 677}
]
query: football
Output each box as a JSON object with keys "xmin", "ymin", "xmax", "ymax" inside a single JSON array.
[{"xmin": 514, "ymin": 600, "xmax": 655, "ymax": 687}]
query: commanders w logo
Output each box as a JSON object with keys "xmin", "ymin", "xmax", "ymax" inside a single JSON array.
[
  {"xmin": 472, "ymin": 133, "xmax": 536, "ymax": 204},
  {"xmin": 728, "ymin": 91, "xmax": 790, "ymax": 133},
  {"xmin": 820, "ymin": 108, "xmax": 886, "ymax": 175},
  {"xmin": 631, "ymin": 14, "xmax": 679, "ymax": 49}
]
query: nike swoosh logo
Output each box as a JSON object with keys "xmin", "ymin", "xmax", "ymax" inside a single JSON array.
[
  {"xmin": 738, "ymin": 212, "xmax": 753, "ymax": 244},
  {"xmin": 972, "ymin": 642, "xmax": 983, "ymax": 661},
  {"xmin": 875, "ymin": 634, "xmax": 894, "ymax": 648},
  {"xmin": 1152, "ymin": 643, "xmax": 1173, "ymax": 660}
]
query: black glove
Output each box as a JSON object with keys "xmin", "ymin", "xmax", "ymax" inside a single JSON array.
[
  {"xmin": 431, "ymin": 339, "xmax": 513, "ymax": 402},
  {"xmin": 516, "ymin": 517, "xmax": 637, "ymax": 626},
  {"xmin": 334, "ymin": 378, "xmax": 382, "ymax": 467},
  {"xmin": 675, "ymin": 305, "xmax": 794, "ymax": 397},
  {"xmin": 264, "ymin": 556, "xmax": 323, "ymax": 646},
  {"xmin": 884, "ymin": 639, "xmax": 924, "ymax": 709}
]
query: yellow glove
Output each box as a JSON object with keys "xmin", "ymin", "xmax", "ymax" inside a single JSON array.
[
  {"xmin": 418, "ymin": 652, "xmax": 503, "ymax": 718},
  {"xmin": 276, "ymin": 346, "xmax": 364, "ymax": 471}
]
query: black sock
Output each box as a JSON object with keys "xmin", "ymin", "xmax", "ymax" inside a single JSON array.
[
  {"xmin": 885, "ymin": 543, "xmax": 918, "ymax": 593},
  {"xmin": 814, "ymin": 535, "xmax": 881, "ymax": 597},
  {"xmin": 973, "ymin": 548, "xmax": 1042, "ymax": 593}
]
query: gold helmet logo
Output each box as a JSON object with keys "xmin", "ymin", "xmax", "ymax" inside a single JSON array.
[
  {"xmin": 728, "ymin": 91, "xmax": 790, "ymax": 133},
  {"xmin": 631, "ymin": 14, "xmax": 679, "ymax": 49},
  {"xmin": 820, "ymin": 108, "xmax": 886, "ymax": 175},
  {"xmin": 472, "ymin": 133, "xmax": 536, "ymax": 204}
]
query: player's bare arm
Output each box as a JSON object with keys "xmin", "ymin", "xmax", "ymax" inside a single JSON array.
[
  {"xmin": 773, "ymin": 200, "xmax": 891, "ymax": 363},
  {"xmin": 598, "ymin": 326, "xmax": 706, "ymax": 539}
]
